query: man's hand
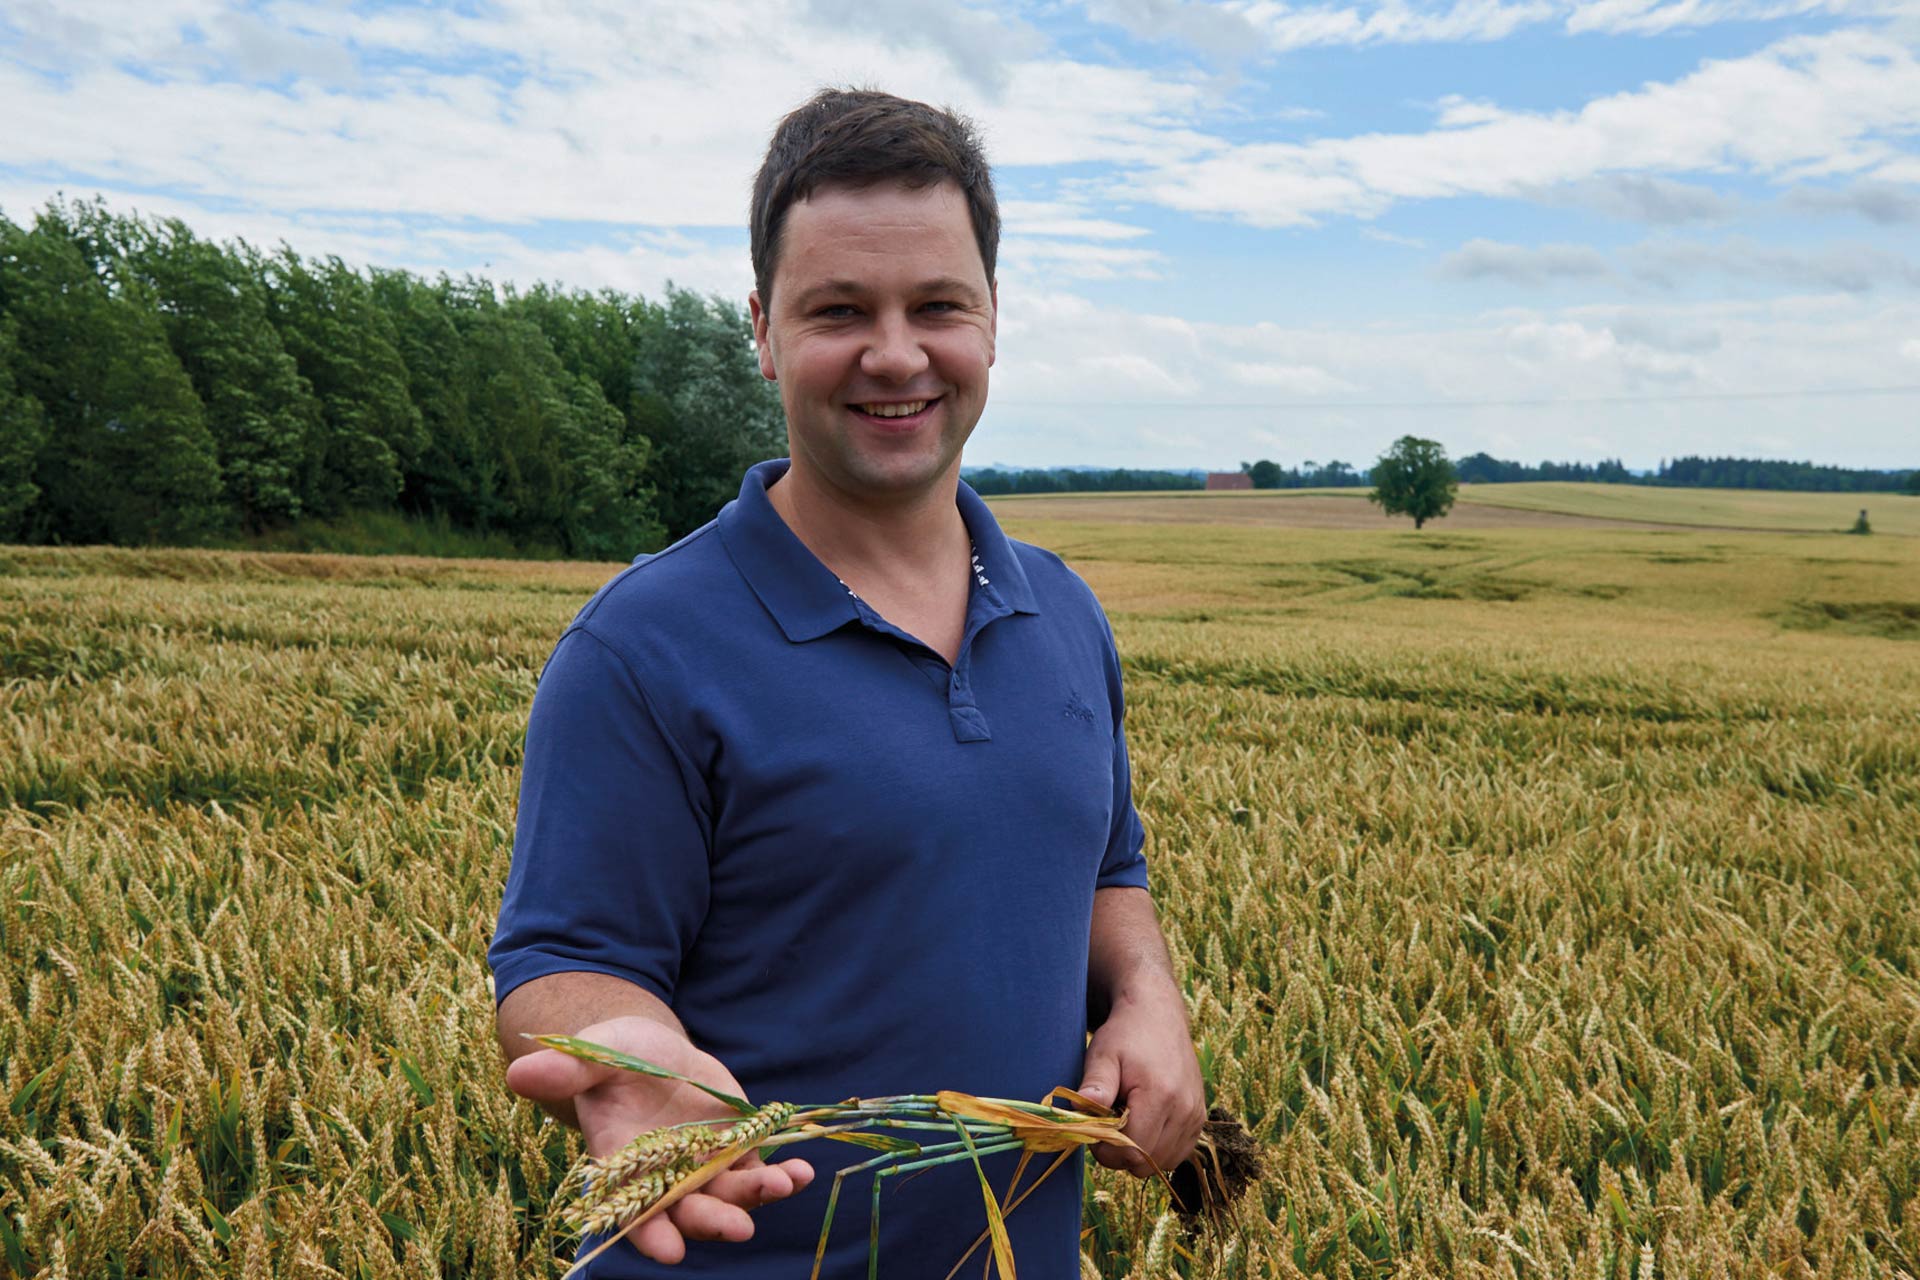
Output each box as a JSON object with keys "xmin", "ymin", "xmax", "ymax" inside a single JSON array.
[
  {"xmin": 506, "ymin": 1014, "xmax": 814, "ymax": 1264},
  {"xmin": 1075, "ymin": 985, "xmax": 1206, "ymax": 1177},
  {"xmin": 1079, "ymin": 886, "xmax": 1206, "ymax": 1178}
]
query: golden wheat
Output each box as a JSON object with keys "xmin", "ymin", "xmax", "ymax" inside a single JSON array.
[{"xmin": 2, "ymin": 520, "xmax": 1917, "ymax": 1278}]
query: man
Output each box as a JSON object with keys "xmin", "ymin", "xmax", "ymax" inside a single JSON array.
[{"xmin": 491, "ymin": 88, "xmax": 1204, "ymax": 1277}]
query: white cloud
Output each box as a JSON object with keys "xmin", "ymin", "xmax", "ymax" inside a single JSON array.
[
  {"xmin": 1628, "ymin": 237, "xmax": 1920, "ymax": 290},
  {"xmin": 1435, "ymin": 233, "xmax": 1920, "ymax": 293},
  {"xmin": 798, "ymin": 0, "xmax": 1044, "ymax": 93},
  {"xmin": 975, "ymin": 286, "xmax": 1920, "ymax": 467},
  {"xmin": 1240, "ymin": 0, "xmax": 1560, "ymax": 51},
  {"xmin": 6, "ymin": 0, "xmax": 1918, "ymax": 472},
  {"xmin": 1442, "ymin": 239, "xmax": 1613, "ymax": 282},
  {"xmin": 1362, "ymin": 226, "xmax": 1427, "ymax": 247},
  {"xmin": 1227, "ymin": 361, "xmax": 1359, "ymax": 392},
  {"xmin": 1080, "ymin": 0, "xmax": 1269, "ymax": 56},
  {"xmin": 1000, "ymin": 237, "xmax": 1165, "ymax": 280},
  {"xmin": 1544, "ymin": 174, "xmax": 1739, "ymax": 223},
  {"xmin": 1000, "ymin": 201, "xmax": 1154, "ymax": 240},
  {"xmin": 1082, "ymin": 0, "xmax": 1913, "ymax": 54},
  {"xmin": 1561, "ymin": 0, "xmax": 1898, "ymax": 36},
  {"xmin": 1786, "ymin": 179, "xmax": 1920, "ymax": 222},
  {"xmin": 0, "ymin": 1, "xmax": 1213, "ymax": 229},
  {"xmin": 1118, "ymin": 30, "xmax": 1920, "ymax": 226}
]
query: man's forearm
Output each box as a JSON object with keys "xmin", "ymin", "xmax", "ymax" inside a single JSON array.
[
  {"xmin": 1087, "ymin": 885, "xmax": 1187, "ymax": 1026},
  {"xmin": 496, "ymin": 971, "xmax": 688, "ymax": 1125}
]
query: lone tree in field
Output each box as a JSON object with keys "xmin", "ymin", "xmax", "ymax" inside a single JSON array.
[{"xmin": 1370, "ymin": 435, "xmax": 1458, "ymax": 530}]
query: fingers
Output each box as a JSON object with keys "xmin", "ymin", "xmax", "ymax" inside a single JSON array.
[
  {"xmin": 1098, "ymin": 1083, "xmax": 1207, "ymax": 1178},
  {"xmin": 620, "ymin": 1160, "xmax": 816, "ymax": 1263},
  {"xmin": 668, "ymin": 1192, "xmax": 756, "ymax": 1243},
  {"xmin": 626, "ymin": 1213, "xmax": 688, "ymax": 1264},
  {"xmin": 702, "ymin": 1157, "xmax": 815, "ymax": 1208},
  {"xmin": 1091, "ymin": 1139, "xmax": 1147, "ymax": 1174},
  {"xmin": 504, "ymin": 1047, "xmax": 611, "ymax": 1106},
  {"xmin": 1077, "ymin": 1051, "xmax": 1121, "ymax": 1112}
]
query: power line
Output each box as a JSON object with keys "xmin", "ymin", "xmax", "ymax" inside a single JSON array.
[{"xmin": 991, "ymin": 384, "xmax": 1920, "ymax": 411}]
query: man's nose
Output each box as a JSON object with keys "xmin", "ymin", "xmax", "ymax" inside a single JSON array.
[{"xmin": 860, "ymin": 310, "xmax": 930, "ymax": 382}]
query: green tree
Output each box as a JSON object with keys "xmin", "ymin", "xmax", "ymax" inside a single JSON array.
[
  {"xmin": 369, "ymin": 270, "xmax": 497, "ymax": 530},
  {"xmin": 0, "ymin": 205, "xmax": 224, "ymax": 544},
  {"xmin": 114, "ymin": 214, "xmax": 319, "ymax": 529},
  {"xmin": 631, "ymin": 287, "xmax": 785, "ymax": 538},
  {"xmin": 375, "ymin": 274, "xmax": 663, "ymax": 558},
  {"xmin": 1904, "ymin": 470, "xmax": 1920, "ymax": 496},
  {"xmin": 1369, "ymin": 435, "xmax": 1458, "ymax": 530},
  {"xmin": 1247, "ymin": 459, "xmax": 1283, "ymax": 489},
  {"xmin": 0, "ymin": 318, "xmax": 48, "ymax": 539},
  {"xmin": 457, "ymin": 284, "xmax": 660, "ymax": 557},
  {"xmin": 510, "ymin": 282, "xmax": 646, "ymax": 418},
  {"xmin": 261, "ymin": 250, "xmax": 423, "ymax": 518}
]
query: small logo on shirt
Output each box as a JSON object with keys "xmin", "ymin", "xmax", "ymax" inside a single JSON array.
[{"xmin": 1064, "ymin": 691, "xmax": 1096, "ymax": 723}]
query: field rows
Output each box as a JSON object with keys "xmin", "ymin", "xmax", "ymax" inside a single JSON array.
[{"xmin": 2, "ymin": 526, "xmax": 1917, "ymax": 1278}]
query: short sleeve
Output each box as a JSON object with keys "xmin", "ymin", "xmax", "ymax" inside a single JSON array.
[
  {"xmin": 1095, "ymin": 617, "xmax": 1149, "ymax": 891},
  {"xmin": 488, "ymin": 626, "xmax": 714, "ymax": 1007}
]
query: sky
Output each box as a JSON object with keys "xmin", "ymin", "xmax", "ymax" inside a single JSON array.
[{"xmin": 3, "ymin": 0, "xmax": 1919, "ymax": 472}]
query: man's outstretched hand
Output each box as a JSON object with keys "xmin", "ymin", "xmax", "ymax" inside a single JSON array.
[{"xmin": 506, "ymin": 1015, "xmax": 815, "ymax": 1264}]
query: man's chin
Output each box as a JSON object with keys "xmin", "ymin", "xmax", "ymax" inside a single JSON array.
[{"xmin": 834, "ymin": 449, "xmax": 965, "ymax": 500}]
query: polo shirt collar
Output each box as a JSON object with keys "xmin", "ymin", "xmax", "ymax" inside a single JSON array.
[
  {"xmin": 955, "ymin": 469, "xmax": 1039, "ymax": 615},
  {"xmin": 718, "ymin": 459, "xmax": 1038, "ymax": 644}
]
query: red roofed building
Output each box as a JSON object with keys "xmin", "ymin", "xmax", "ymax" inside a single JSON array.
[{"xmin": 1206, "ymin": 471, "xmax": 1253, "ymax": 491}]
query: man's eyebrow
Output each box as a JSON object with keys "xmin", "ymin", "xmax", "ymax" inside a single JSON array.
[
  {"xmin": 791, "ymin": 277, "xmax": 987, "ymax": 309},
  {"xmin": 917, "ymin": 276, "xmax": 987, "ymax": 302},
  {"xmin": 793, "ymin": 280, "xmax": 868, "ymax": 309}
]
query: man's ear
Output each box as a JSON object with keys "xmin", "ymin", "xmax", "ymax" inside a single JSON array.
[
  {"xmin": 748, "ymin": 288, "xmax": 777, "ymax": 381},
  {"xmin": 987, "ymin": 279, "xmax": 997, "ymax": 368}
]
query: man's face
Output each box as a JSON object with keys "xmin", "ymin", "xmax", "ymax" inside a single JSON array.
[{"xmin": 750, "ymin": 180, "xmax": 996, "ymax": 503}]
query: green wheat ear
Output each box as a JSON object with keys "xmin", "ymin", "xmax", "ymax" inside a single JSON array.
[{"xmin": 526, "ymin": 1033, "xmax": 755, "ymax": 1113}]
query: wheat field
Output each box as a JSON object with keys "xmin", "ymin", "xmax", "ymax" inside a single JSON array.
[
  {"xmin": 2, "ymin": 518, "xmax": 1917, "ymax": 1279},
  {"xmin": 987, "ymin": 486, "xmax": 1920, "ymax": 537}
]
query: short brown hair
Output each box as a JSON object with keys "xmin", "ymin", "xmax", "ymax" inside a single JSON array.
[{"xmin": 750, "ymin": 88, "xmax": 999, "ymax": 303}]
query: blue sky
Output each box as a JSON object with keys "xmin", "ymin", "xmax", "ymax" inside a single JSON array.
[{"xmin": 4, "ymin": 0, "xmax": 1918, "ymax": 470}]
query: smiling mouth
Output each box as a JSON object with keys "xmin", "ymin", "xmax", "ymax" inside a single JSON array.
[{"xmin": 851, "ymin": 398, "xmax": 939, "ymax": 421}]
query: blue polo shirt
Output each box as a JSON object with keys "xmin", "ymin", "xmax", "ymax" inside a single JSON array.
[{"xmin": 490, "ymin": 459, "xmax": 1148, "ymax": 1278}]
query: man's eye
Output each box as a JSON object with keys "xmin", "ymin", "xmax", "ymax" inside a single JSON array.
[
  {"xmin": 921, "ymin": 301, "xmax": 958, "ymax": 313},
  {"xmin": 816, "ymin": 304, "xmax": 857, "ymax": 318}
]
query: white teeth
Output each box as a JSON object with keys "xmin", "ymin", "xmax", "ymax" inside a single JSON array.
[{"xmin": 859, "ymin": 400, "xmax": 928, "ymax": 418}]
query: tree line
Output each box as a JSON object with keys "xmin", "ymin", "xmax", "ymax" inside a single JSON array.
[
  {"xmin": 1236, "ymin": 460, "xmax": 1372, "ymax": 488},
  {"xmin": 1454, "ymin": 454, "xmax": 1635, "ymax": 484},
  {"xmin": 3, "ymin": 197, "xmax": 1914, "ymax": 560},
  {"xmin": 0, "ymin": 199, "xmax": 785, "ymax": 558},
  {"xmin": 1651, "ymin": 455, "xmax": 1916, "ymax": 493},
  {"xmin": 1455, "ymin": 452, "xmax": 1916, "ymax": 491},
  {"xmin": 1232, "ymin": 452, "xmax": 1916, "ymax": 493},
  {"xmin": 962, "ymin": 467, "xmax": 1203, "ymax": 495}
]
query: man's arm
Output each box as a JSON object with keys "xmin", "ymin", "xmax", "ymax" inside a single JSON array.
[
  {"xmin": 497, "ymin": 972, "xmax": 814, "ymax": 1264},
  {"xmin": 1076, "ymin": 885, "xmax": 1207, "ymax": 1176}
]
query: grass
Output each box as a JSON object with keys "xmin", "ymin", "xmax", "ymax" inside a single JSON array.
[
  {"xmin": 214, "ymin": 508, "xmax": 569, "ymax": 562},
  {"xmin": 991, "ymin": 482, "xmax": 1920, "ymax": 536},
  {"xmin": 2, "ymin": 521, "xmax": 1918, "ymax": 1278},
  {"xmin": 1453, "ymin": 482, "xmax": 1920, "ymax": 535}
]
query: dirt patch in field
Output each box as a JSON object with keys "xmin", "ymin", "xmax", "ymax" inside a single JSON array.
[{"xmin": 989, "ymin": 493, "xmax": 1679, "ymax": 530}]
